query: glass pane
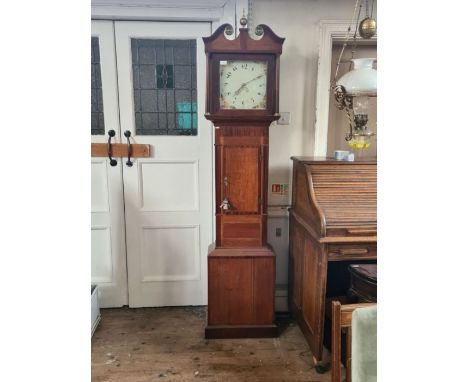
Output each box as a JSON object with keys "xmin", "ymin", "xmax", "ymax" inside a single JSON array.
[
  {"xmin": 174, "ymin": 65, "xmax": 191, "ymax": 89},
  {"xmin": 156, "ymin": 64, "xmax": 174, "ymax": 89},
  {"xmin": 131, "ymin": 38, "xmax": 198, "ymax": 136},
  {"xmin": 91, "ymin": 37, "xmax": 105, "ymax": 135},
  {"xmin": 141, "ymin": 90, "xmax": 157, "ymax": 112}
]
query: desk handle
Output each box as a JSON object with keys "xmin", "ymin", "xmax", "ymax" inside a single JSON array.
[{"xmin": 338, "ymin": 248, "xmax": 369, "ymax": 256}]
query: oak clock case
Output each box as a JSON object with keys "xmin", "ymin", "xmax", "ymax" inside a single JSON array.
[{"xmin": 203, "ymin": 24, "xmax": 284, "ymax": 339}]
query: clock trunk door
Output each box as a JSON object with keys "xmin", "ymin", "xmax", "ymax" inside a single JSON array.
[
  {"xmin": 216, "ymin": 130, "xmax": 267, "ymax": 248},
  {"xmin": 222, "ymin": 146, "xmax": 261, "ymax": 213},
  {"xmin": 115, "ymin": 21, "xmax": 212, "ymax": 307}
]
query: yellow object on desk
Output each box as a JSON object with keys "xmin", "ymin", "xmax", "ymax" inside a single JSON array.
[{"xmin": 348, "ymin": 142, "xmax": 371, "ymax": 149}]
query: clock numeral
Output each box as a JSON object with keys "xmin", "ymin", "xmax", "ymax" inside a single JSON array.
[
  {"xmin": 232, "ymin": 66, "xmax": 238, "ymax": 71},
  {"xmin": 226, "ymin": 72, "xmax": 231, "ymax": 78},
  {"xmin": 227, "ymin": 92, "xmax": 231, "ymax": 95},
  {"xmin": 251, "ymin": 67, "xmax": 254, "ymax": 71},
  {"xmin": 251, "ymin": 98, "xmax": 255, "ymax": 103},
  {"xmin": 224, "ymin": 82, "xmax": 228, "ymax": 85},
  {"xmin": 242, "ymin": 100, "xmax": 244, "ymax": 105},
  {"xmin": 257, "ymin": 92, "xmax": 261, "ymax": 95},
  {"xmin": 241, "ymin": 64, "xmax": 248, "ymax": 69}
]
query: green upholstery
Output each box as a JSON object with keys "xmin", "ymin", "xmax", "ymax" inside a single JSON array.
[{"xmin": 352, "ymin": 305, "xmax": 377, "ymax": 382}]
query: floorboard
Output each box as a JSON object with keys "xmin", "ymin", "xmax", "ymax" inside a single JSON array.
[{"xmin": 92, "ymin": 307, "xmax": 331, "ymax": 382}]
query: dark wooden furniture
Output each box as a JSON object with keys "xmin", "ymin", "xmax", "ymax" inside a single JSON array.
[
  {"xmin": 289, "ymin": 157, "xmax": 377, "ymax": 366},
  {"xmin": 331, "ymin": 300, "xmax": 376, "ymax": 382},
  {"xmin": 203, "ymin": 24, "xmax": 285, "ymax": 339},
  {"xmin": 348, "ymin": 264, "xmax": 377, "ymax": 303}
]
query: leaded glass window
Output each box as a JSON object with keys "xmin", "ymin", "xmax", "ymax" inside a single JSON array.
[
  {"xmin": 91, "ymin": 37, "xmax": 105, "ymax": 135},
  {"xmin": 131, "ymin": 39, "xmax": 198, "ymax": 136}
]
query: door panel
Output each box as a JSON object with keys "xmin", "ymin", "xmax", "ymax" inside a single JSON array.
[
  {"xmin": 91, "ymin": 21, "xmax": 128, "ymax": 307},
  {"xmin": 115, "ymin": 21, "xmax": 212, "ymax": 307},
  {"xmin": 140, "ymin": 225, "xmax": 200, "ymax": 282},
  {"xmin": 138, "ymin": 160, "xmax": 198, "ymax": 211}
]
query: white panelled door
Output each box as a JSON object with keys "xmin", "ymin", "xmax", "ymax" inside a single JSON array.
[
  {"xmin": 91, "ymin": 20, "xmax": 213, "ymax": 308},
  {"xmin": 91, "ymin": 21, "xmax": 128, "ymax": 307},
  {"xmin": 115, "ymin": 21, "xmax": 212, "ymax": 307}
]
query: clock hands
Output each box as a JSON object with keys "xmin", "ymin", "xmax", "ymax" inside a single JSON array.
[{"xmin": 234, "ymin": 74, "xmax": 264, "ymax": 96}]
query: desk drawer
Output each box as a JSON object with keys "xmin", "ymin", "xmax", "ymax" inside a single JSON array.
[{"xmin": 327, "ymin": 243, "xmax": 377, "ymax": 261}]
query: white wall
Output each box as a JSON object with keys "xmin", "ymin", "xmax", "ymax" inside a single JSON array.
[
  {"xmin": 253, "ymin": 0, "xmax": 378, "ymax": 302},
  {"xmin": 253, "ymin": 0, "xmax": 377, "ymax": 192}
]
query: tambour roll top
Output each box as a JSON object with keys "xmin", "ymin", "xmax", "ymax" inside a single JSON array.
[{"xmin": 291, "ymin": 157, "xmax": 377, "ymax": 239}]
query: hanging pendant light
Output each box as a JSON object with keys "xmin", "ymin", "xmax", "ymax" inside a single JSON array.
[
  {"xmin": 332, "ymin": 0, "xmax": 377, "ymax": 149},
  {"xmin": 359, "ymin": 17, "xmax": 377, "ymax": 39},
  {"xmin": 358, "ymin": 0, "xmax": 377, "ymax": 39}
]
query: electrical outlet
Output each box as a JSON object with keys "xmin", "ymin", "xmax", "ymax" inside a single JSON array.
[
  {"xmin": 275, "ymin": 227, "xmax": 282, "ymax": 237},
  {"xmin": 277, "ymin": 112, "xmax": 290, "ymax": 125}
]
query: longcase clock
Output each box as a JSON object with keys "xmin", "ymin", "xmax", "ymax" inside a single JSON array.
[{"xmin": 203, "ymin": 22, "xmax": 285, "ymax": 339}]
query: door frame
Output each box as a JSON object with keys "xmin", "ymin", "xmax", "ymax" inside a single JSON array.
[{"xmin": 91, "ymin": 0, "xmax": 247, "ymax": 32}]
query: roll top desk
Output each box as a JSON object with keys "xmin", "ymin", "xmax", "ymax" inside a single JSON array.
[{"xmin": 288, "ymin": 157, "xmax": 377, "ymax": 365}]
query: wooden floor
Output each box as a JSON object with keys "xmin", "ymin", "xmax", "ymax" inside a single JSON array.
[{"xmin": 92, "ymin": 307, "xmax": 331, "ymax": 382}]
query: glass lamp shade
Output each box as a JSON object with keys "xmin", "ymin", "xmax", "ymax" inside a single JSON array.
[
  {"xmin": 336, "ymin": 58, "xmax": 377, "ymax": 96},
  {"xmin": 353, "ymin": 96, "xmax": 369, "ymax": 115}
]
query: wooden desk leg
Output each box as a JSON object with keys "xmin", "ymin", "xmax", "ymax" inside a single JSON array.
[
  {"xmin": 331, "ymin": 301, "xmax": 341, "ymax": 382},
  {"xmin": 312, "ymin": 355, "xmax": 330, "ymax": 374}
]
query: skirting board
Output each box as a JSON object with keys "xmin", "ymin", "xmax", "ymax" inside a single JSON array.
[
  {"xmin": 91, "ymin": 285, "xmax": 101, "ymax": 337},
  {"xmin": 92, "ymin": 314, "xmax": 101, "ymax": 337}
]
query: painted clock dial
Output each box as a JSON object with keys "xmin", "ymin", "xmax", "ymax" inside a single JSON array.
[{"xmin": 219, "ymin": 60, "xmax": 268, "ymax": 110}]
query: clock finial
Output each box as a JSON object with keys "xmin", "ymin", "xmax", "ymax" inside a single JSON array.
[{"xmin": 239, "ymin": 9, "xmax": 248, "ymax": 28}]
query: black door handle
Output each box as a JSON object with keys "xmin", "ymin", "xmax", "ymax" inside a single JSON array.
[
  {"xmin": 107, "ymin": 130, "xmax": 117, "ymax": 167},
  {"xmin": 124, "ymin": 130, "xmax": 133, "ymax": 167}
]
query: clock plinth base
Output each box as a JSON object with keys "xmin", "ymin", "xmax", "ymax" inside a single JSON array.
[{"xmin": 205, "ymin": 246, "xmax": 277, "ymax": 339}]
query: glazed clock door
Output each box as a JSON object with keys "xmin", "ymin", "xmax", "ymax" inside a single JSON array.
[
  {"xmin": 91, "ymin": 21, "xmax": 128, "ymax": 307},
  {"xmin": 115, "ymin": 21, "xmax": 212, "ymax": 307}
]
